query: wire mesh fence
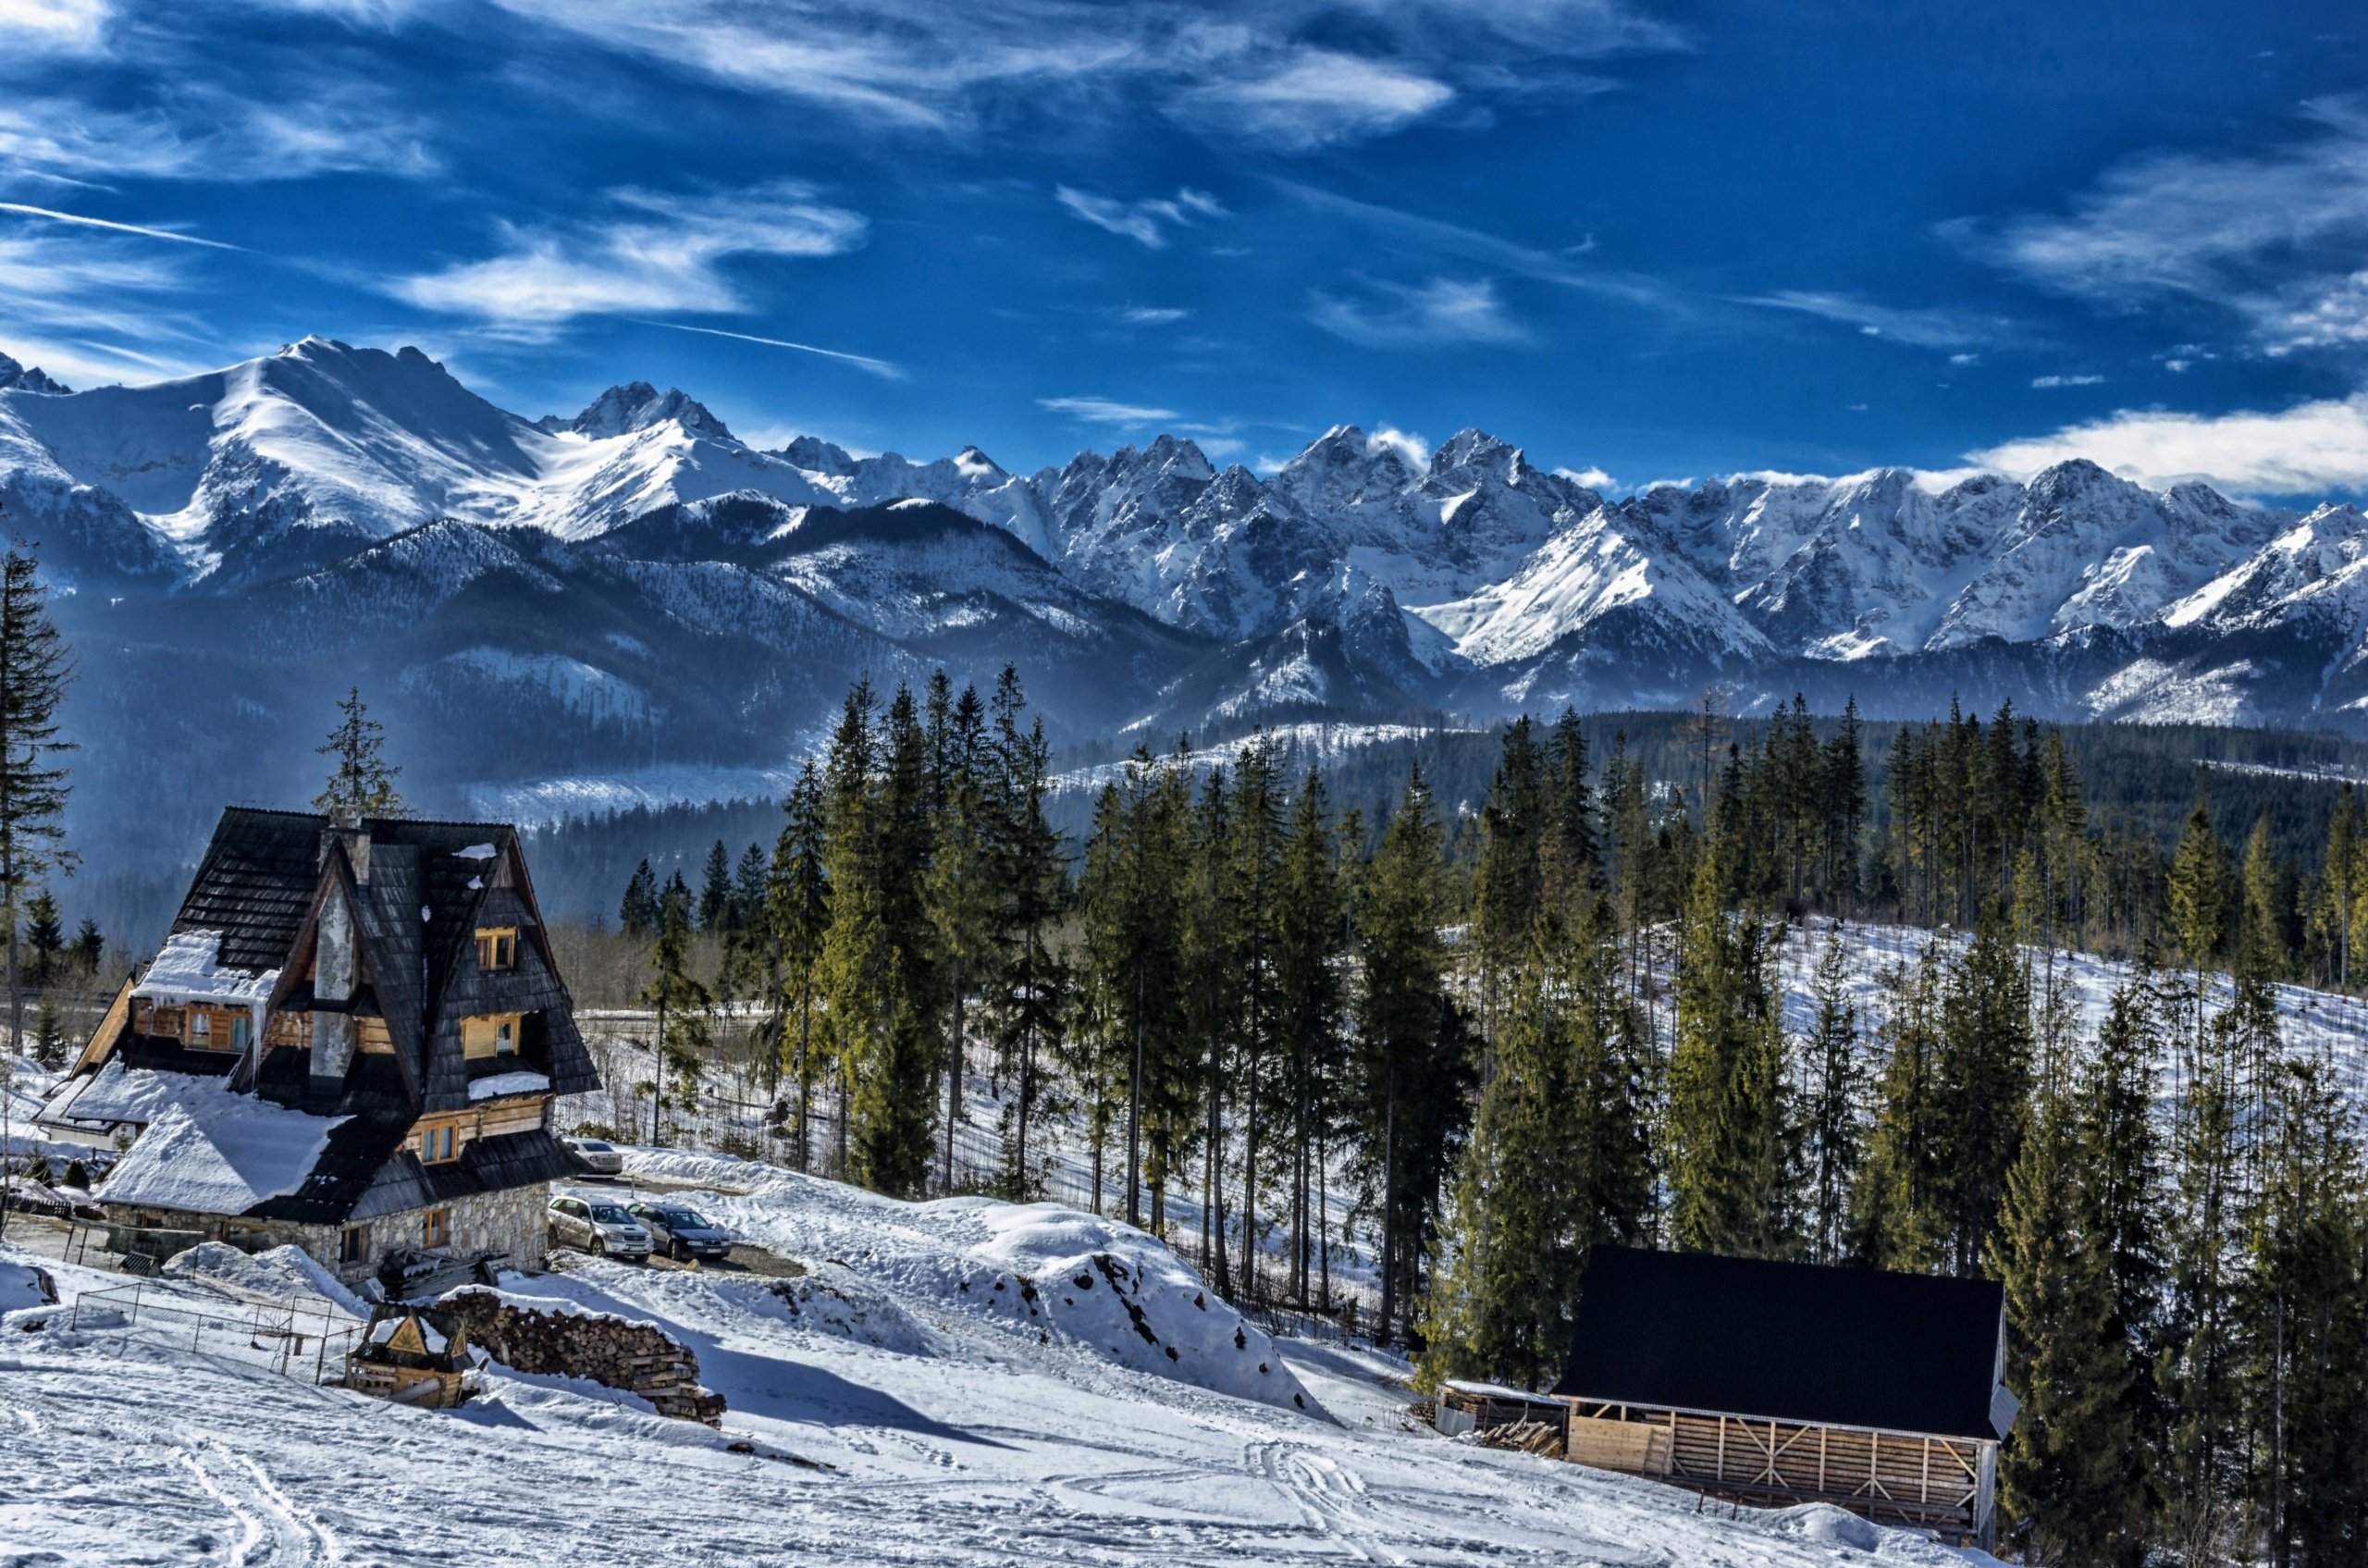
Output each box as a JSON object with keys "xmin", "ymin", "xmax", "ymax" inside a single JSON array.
[{"xmin": 69, "ymin": 1282, "xmax": 364, "ymax": 1386}]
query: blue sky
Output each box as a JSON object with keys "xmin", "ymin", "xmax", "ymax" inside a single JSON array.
[{"xmin": 6, "ymin": 0, "xmax": 2368, "ymax": 495}]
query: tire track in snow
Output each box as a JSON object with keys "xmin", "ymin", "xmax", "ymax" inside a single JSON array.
[
  {"xmin": 1245, "ymin": 1439, "xmax": 1408, "ymax": 1565},
  {"xmin": 179, "ymin": 1441, "xmax": 339, "ymax": 1565}
]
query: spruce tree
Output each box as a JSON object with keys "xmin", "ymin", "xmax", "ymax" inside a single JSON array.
[
  {"xmin": 314, "ymin": 685, "xmax": 402, "ymax": 820},
  {"xmin": 620, "ymin": 858, "xmax": 660, "ymax": 937},
  {"xmin": 0, "ymin": 547, "xmax": 75, "ymax": 1066},
  {"xmin": 1804, "ymin": 923, "xmax": 1865, "ymax": 1264},
  {"xmin": 30, "ymin": 994, "xmax": 63, "ymax": 1069},
  {"xmin": 69, "ymin": 915, "xmax": 100, "ymax": 976},
  {"xmin": 1275, "ymin": 769, "xmax": 1347, "ymax": 1304},
  {"xmin": 1354, "ymin": 764, "xmax": 1474, "ymax": 1342},
  {"xmin": 2310, "ymin": 785, "xmax": 2358, "ymax": 988},
  {"xmin": 847, "ymin": 684, "xmax": 941, "ymax": 1198},
  {"xmin": 1471, "ymin": 717, "xmax": 1548, "ymax": 1038},
  {"xmin": 697, "ymin": 839, "xmax": 733, "ymax": 932},
  {"xmin": 982, "ymin": 673, "xmax": 1066, "ymax": 1201},
  {"xmin": 771, "ymin": 761, "xmax": 831, "ymax": 1171},
  {"xmin": 1665, "ymin": 831, "xmax": 1793, "ymax": 1258},
  {"xmin": 923, "ymin": 679, "xmax": 993, "ymax": 1192},
  {"xmin": 1934, "ymin": 913, "xmax": 2036, "ymax": 1276},
  {"xmin": 2246, "ymin": 1055, "xmax": 2368, "ymax": 1567},
  {"xmin": 2076, "ymin": 977, "xmax": 2168, "ymax": 1512},
  {"xmin": 21, "ymin": 888, "xmax": 60, "ymax": 987},
  {"xmin": 1992, "ymin": 1085, "xmax": 2143, "ymax": 1567},
  {"xmin": 1851, "ymin": 944, "xmax": 1949, "ymax": 1272},
  {"xmin": 639, "ymin": 875, "xmax": 710, "ymax": 1145}
]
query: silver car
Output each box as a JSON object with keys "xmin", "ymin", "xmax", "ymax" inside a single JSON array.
[
  {"xmin": 548, "ymin": 1195, "xmax": 652, "ymax": 1259},
  {"xmin": 561, "ymin": 1136, "xmax": 625, "ymax": 1176}
]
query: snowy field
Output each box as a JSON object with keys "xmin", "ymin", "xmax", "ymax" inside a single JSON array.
[{"xmin": 1, "ymin": 1148, "xmax": 1998, "ymax": 1567}]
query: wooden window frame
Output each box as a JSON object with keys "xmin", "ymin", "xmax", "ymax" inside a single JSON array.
[
  {"xmin": 462, "ymin": 1012, "xmax": 524, "ymax": 1060},
  {"xmin": 475, "ymin": 926, "xmax": 518, "ymax": 971},
  {"xmin": 339, "ymin": 1224, "xmax": 367, "ymax": 1265},
  {"xmin": 419, "ymin": 1122, "xmax": 458, "ymax": 1164},
  {"xmin": 422, "ymin": 1208, "xmax": 450, "ymax": 1249},
  {"xmin": 188, "ymin": 1009, "xmax": 212, "ymax": 1047}
]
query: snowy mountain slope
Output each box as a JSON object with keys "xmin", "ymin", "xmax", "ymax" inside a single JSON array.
[
  {"xmin": 28, "ymin": 334, "xmax": 2368, "ymax": 929},
  {"xmin": 1, "ymin": 1190, "xmax": 2000, "ymax": 1568}
]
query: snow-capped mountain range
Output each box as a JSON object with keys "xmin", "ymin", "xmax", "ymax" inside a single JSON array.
[{"xmin": 6, "ymin": 334, "xmax": 2368, "ymax": 900}]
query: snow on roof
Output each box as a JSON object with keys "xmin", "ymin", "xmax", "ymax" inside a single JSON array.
[
  {"xmin": 454, "ymin": 843, "xmax": 497, "ymax": 859},
  {"xmin": 48, "ymin": 1059, "xmax": 228, "ymax": 1128},
  {"xmin": 467, "ymin": 1070, "xmax": 549, "ymax": 1103},
  {"xmin": 96, "ymin": 1086, "xmax": 346, "ymax": 1217},
  {"xmin": 130, "ymin": 931, "xmax": 278, "ymax": 1006}
]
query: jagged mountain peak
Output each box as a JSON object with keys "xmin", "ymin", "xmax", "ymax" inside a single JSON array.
[
  {"xmin": 775, "ymin": 434, "xmax": 857, "ymax": 475},
  {"xmin": 0, "ymin": 352, "xmax": 70, "ymax": 395},
  {"xmin": 546, "ymin": 382, "xmax": 734, "ymax": 442}
]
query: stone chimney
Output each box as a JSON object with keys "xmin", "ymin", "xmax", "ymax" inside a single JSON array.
[{"xmin": 311, "ymin": 882, "xmax": 357, "ymax": 1082}]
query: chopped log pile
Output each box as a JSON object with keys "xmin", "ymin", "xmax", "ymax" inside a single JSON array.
[
  {"xmin": 1476, "ymin": 1419, "xmax": 1567, "ymax": 1460},
  {"xmin": 442, "ymin": 1289, "xmax": 725, "ymax": 1425}
]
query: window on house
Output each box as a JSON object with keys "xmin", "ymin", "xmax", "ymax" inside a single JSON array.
[
  {"xmin": 420, "ymin": 1123, "xmax": 457, "ymax": 1164},
  {"xmin": 462, "ymin": 1013, "xmax": 524, "ymax": 1060},
  {"xmin": 422, "ymin": 1208, "xmax": 450, "ymax": 1249},
  {"xmin": 339, "ymin": 1224, "xmax": 367, "ymax": 1265},
  {"xmin": 188, "ymin": 1010, "xmax": 212, "ymax": 1047},
  {"xmin": 475, "ymin": 927, "xmax": 517, "ymax": 970}
]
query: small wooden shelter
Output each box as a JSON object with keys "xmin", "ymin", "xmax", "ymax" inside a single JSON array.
[
  {"xmin": 1548, "ymin": 1247, "xmax": 2017, "ymax": 1546},
  {"xmin": 346, "ymin": 1304, "xmax": 475, "ymax": 1407}
]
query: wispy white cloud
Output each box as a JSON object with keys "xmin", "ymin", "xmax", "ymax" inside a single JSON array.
[
  {"xmin": 1169, "ymin": 48, "xmax": 1451, "ymax": 151},
  {"xmin": 395, "ymin": 185, "xmax": 866, "ymax": 329},
  {"xmin": 475, "ymin": 0, "xmax": 1672, "ymax": 152},
  {"xmin": 1970, "ymin": 393, "xmax": 2368, "ymax": 494},
  {"xmin": 0, "ymin": 94, "xmax": 438, "ymax": 185},
  {"xmin": 627, "ymin": 319, "xmax": 902, "ymax": 380},
  {"xmin": 1738, "ymin": 290, "xmax": 2012, "ymax": 351},
  {"xmin": 1118, "ymin": 305, "xmax": 1190, "ymax": 325},
  {"xmin": 1309, "ymin": 277, "xmax": 1523, "ymax": 347},
  {"xmin": 1969, "ymin": 98, "xmax": 2368, "ymax": 355},
  {"xmin": 1055, "ymin": 187, "xmax": 1226, "ymax": 250},
  {"xmin": 2030, "ymin": 373, "xmax": 2104, "ymax": 388},
  {"xmin": 0, "ymin": 229, "xmax": 215, "ymax": 384},
  {"xmin": 0, "ymin": 200, "xmax": 241, "ymax": 250},
  {"xmin": 1274, "ymin": 181, "xmax": 1671, "ymax": 307},
  {"xmin": 0, "ymin": 0, "xmax": 107, "ymax": 55},
  {"xmin": 1556, "ymin": 463, "xmax": 1614, "ymax": 489},
  {"xmin": 1038, "ymin": 395, "xmax": 1180, "ymax": 425}
]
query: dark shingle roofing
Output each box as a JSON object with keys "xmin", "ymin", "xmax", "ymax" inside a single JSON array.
[
  {"xmin": 1551, "ymin": 1246, "xmax": 2010, "ymax": 1442},
  {"xmin": 172, "ymin": 809, "xmax": 326, "ymax": 971},
  {"xmin": 163, "ymin": 808, "xmax": 594, "ymax": 1113}
]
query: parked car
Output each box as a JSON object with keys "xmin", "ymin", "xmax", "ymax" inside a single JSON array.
[
  {"xmin": 627, "ymin": 1202, "xmax": 733, "ymax": 1263},
  {"xmin": 561, "ymin": 1136, "xmax": 624, "ymax": 1177},
  {"xmin": 547, "ymin": 1195, "xmax": 651, "ymax": 1259}
]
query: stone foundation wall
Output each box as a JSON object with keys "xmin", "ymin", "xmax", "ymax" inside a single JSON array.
[{"xmin": 108, "ymin": 1182, "xmax": 553, "ymax": 1287}]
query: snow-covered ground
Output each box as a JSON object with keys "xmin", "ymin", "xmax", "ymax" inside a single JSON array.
[{"xmin": 2, "ymin": 1148, "xmax": 1999, "ymax": 1567}]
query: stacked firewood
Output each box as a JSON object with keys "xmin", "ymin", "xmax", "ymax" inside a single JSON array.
[
  {"xmin": 1477, "ymin": 1419, "xmax": 1567, "ymax": 1460},
  {"xmin": 442, "ymin": 1289, "xmax": 725, "ymax": 1425}
]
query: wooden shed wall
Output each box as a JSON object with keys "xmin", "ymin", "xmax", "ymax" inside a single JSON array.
[{"xmin": 1563, "ymin": 1401, "xmax": 1991, "ymax": 1535}]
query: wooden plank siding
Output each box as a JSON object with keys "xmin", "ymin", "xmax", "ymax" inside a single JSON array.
[{"xmin": 1562, "ymin": 1400, "xmax": 1988, "ymax": 1534}]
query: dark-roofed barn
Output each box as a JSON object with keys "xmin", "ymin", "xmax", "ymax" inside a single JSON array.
[
  {"xmin": 1548, "ymin": 1247, "xmax": 2016, "ymax": 1546},
  {"xmin": 43, "ymin": 808, "xmax": 598, "ymax": 1288}
]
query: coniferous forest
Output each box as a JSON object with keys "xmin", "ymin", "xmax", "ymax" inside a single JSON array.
[{"xmin": 592, "ymin": 670, "xmax": 2368, "ymax": 1568}]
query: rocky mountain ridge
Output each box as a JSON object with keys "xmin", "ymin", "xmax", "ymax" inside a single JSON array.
[{"xmin": 8, "ymin": 334, "xmax": 2368, "ymax": 913}]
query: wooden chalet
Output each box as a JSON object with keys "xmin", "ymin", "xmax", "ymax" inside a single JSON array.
[
  {"xmin": 1548, "ymin": 1247, "xmax": 2017, "ymax": 1547},
  {"xmin": 42, "ymin": 809, "xmax": 598, "ymax": 1287}
]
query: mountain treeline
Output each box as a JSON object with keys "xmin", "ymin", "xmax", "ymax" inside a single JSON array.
[{"xmin": 602, "ymin": 674, "xmax": 2368, "ymax": 1565}]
